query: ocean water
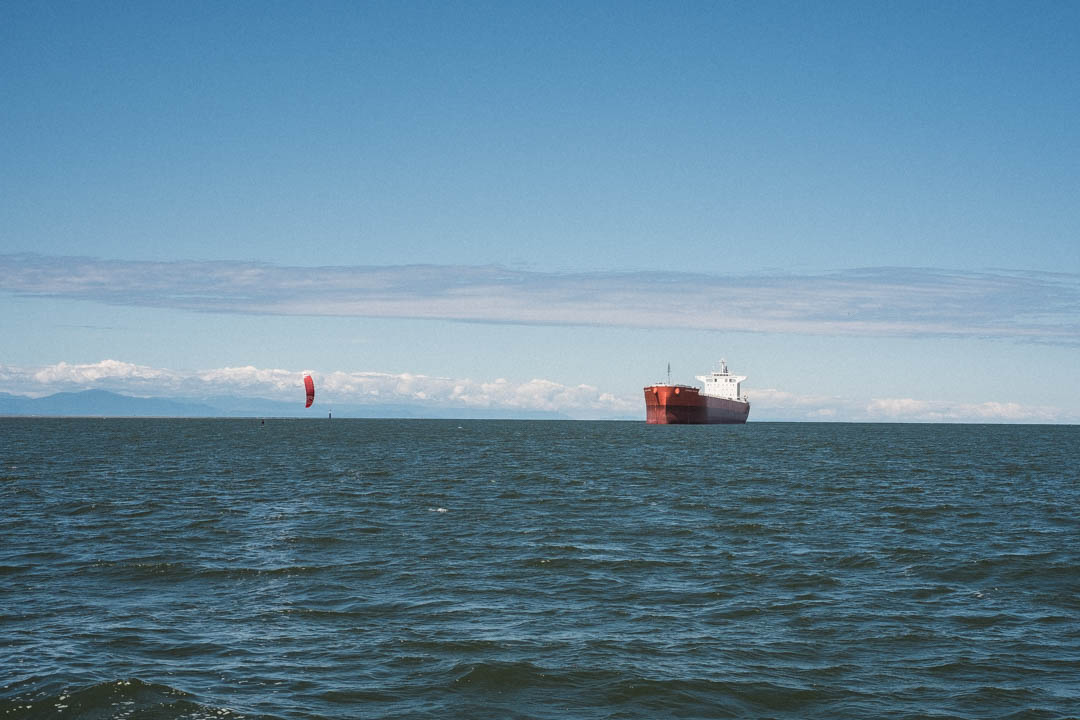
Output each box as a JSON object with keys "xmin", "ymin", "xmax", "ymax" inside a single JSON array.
[{"xmin": 1, "ymin": 418, "xmax": 1078, "ymax": 720}]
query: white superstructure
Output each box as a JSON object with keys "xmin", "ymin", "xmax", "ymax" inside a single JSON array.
[{"xmin": 696, "ymin": 360, "xmax": 747, "ymax": 402}]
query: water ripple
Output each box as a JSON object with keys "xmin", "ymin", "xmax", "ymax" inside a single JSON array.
[{"xmin": 1, "ymin": 418, "xmax": 1078, "ymax": 719}]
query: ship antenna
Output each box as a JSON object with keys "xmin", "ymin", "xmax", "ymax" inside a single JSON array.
[{"xmin": 667, "ymin": 362, "xmax": 671, "ymax": 385}]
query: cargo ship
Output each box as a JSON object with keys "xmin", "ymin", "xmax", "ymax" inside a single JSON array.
[{"xmin": 644, "ymin": 360, "xmax": 750, "ymax": 424}]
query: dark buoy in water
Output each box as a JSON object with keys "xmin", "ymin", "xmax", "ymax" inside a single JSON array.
[{"xmin": 328, "ymin": 411, "xmax": 332, "ymax": 419}]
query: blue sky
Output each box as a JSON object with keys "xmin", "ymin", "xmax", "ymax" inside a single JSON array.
[{"xmin": 2, "ymin": 1, "xmax": 1078, "ymax": 421}]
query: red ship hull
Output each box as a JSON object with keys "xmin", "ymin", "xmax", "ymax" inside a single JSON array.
[{"xmin": 644, "ymin": 385, "xmax": 750, "ymax": 424}]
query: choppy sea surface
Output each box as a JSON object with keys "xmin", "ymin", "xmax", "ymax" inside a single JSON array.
[{"xmin": 2, "ymin": 418, "xmax": 1078, "ymax": 719}]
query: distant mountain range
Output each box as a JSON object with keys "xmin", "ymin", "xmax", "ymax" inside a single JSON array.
[{"xmin": 0, "ymin": 390, "xmax": 572, "ymax": 420}]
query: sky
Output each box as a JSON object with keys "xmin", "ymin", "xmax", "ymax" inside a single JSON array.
[{"xmin": 1, "ymin": 1, "xmax": 1078, "ymax": 421}]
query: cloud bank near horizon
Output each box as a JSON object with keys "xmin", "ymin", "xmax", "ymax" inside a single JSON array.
[
  {"xmin": 0, "ymin": 359, "xmax": 636, "ymax": 419},
  {"xmin": 1, "ymin": 360, "xmax": 1071, "ymax": 423},
  {"xmin": 749, "ymin": 388, "xmax": 1064, "ymax": 423},
  {"xmin": 4, "ymin": 254, "xmax": 1078, "ymax": 344}
]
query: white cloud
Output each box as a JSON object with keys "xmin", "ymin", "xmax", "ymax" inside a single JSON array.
[
  {"xmin": 1, "ymin": 359, "xmax": 1071, "ymax": 422},
  {"xmin": 746, "ymin": 388, "xmax": 852, "ymax": 420},
  {"xmin": 0, "ymin": 360, "xmax": 637, "ymax": 418},
  {"xmin": 32, "ymin": 359, "xmax": 174, "ymax": 385},
  {"xmin": 195, "ymin": 365, "xmax": 304, "ymax": 393},
  {"xmin": 750, "ymin": 388, "xmax": 843, "ymax": 408},
  {"xmin": 866, "ymin": 397, "xmax": 1060, "ymax": 423},
  {"xmin": 3, "ymin": 254, "xmax": 1078, "ymax": 344},
  {"xmin": 743, "ymin": 388, "xmax": 1068, "ymax": 423}
]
